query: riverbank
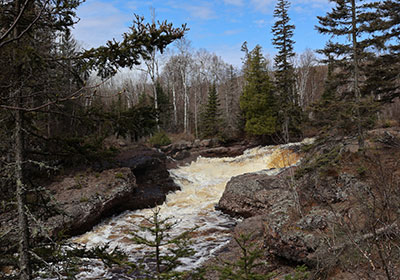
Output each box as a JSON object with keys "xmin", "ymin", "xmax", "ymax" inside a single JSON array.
[{"xmin": 205, "ymin": 127, "xmax": 400, "ymax": 279}]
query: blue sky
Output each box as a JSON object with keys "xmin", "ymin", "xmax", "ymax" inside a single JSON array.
[{"xmin": 72, "ymin": 0, "xmax": 332, "ymax": 67}]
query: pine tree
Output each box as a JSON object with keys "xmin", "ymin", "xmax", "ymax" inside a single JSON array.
[
  {"xmin": 316, "ymin": 0, "xmax": 382, "ymax": 145},
  {"xmin": 362, "ymin": 0, "xmax": 400, "ymax": 103},
  {"xmin": 200, "ymin": 84, "xmax": 222, "ymax": 138},
  {"xmin": 240, "ymin": 45, "xmax": 277, "ymax": 138},
  {"xmin": 130, "ymin": 208, "xmax": 195, "ymax": 279},
  {"xmin": 271, "ymin": 0, "xmax": 301, "ymax": 142},
  {"xmin": 0, "ymin": 2, "xmax": 186, "ymax": 278}
]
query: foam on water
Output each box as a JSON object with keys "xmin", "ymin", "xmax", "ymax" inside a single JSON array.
[{"xmin": 68, "ymin": 141, "xmax": 307, "ymax": 278}]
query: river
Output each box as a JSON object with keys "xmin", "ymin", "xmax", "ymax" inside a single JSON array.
[{"xmin": 68, "ymin": 142, "xmax": 303, "ymax": 278}]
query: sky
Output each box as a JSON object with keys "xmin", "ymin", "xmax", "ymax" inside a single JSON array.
[{"xmin": 72, "ymin": 0, "xmax": 333, "ymax": 67}]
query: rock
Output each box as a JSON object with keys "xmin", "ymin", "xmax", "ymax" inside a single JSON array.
[
  {"xmin": 172, "ymin": 150, "xmax": 191, "ymax": 160},
  {"xmin": 198, "ymin": 145, "xmax": 248, "ymax": 158},
  {"xmin": 216, "ymin": 168, "xmax": 296, "ymax": 218},
  {"xmin": 45, "ymin": 167, "xmax": 136, "ymax": 237},
  {"xmin": 115, "ymin": 146, "xmax": 179, "ymax": 209},
  {"xmin": 215, "ymin": 166, "xmax": 338, "ymax": 267}
]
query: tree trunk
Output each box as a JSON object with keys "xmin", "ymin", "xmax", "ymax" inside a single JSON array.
[
  {"xmin": 15, "ymin": 106, "xmax": 32, "ymax": 280},
  {"xmin": 351, "ymin": 0, "xmax": 364, "ymax": 148},
  {"xmin": 12, "ymin": 1, "xmax": 31, "ymax": 278},
  {"xmin": 172, "ymin": 82, "xmax": 177, "ymax": 128}
]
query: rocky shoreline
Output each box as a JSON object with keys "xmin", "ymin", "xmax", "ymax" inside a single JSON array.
[
  {"xmin": 2, "ymin": 128, "xmax": 399, "ymax": 279},
  {"xmin": 206, "ymin": 127, "xmax": 400, "ymax": 279}
]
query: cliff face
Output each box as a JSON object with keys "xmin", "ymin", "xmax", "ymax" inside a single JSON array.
[
  {"xmin": 0, "ymin": 145, "xmax": 179, "ymax": 267},
  {"xmin": 213, "ymin": 127, "xmax": 400, "ymax": 279}
]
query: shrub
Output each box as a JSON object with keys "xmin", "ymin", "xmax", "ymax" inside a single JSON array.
[{"xmin": 149, "ymin": 131, "xmax": 172, "ymax": 147}]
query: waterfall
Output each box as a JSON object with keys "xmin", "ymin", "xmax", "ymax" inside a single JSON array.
[{"xmin": 70, "ymin": 142, "xmax": 304, "ymax": 278}]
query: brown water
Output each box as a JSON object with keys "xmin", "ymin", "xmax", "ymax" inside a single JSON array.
[{"xmin": 70, "ymin": 141, "xmax": 307, "ymax": 278}]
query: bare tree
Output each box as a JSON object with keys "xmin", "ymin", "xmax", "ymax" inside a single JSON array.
[{"xmin": 294, "ymin": 48, "xmax": 317, "ymax": 109}]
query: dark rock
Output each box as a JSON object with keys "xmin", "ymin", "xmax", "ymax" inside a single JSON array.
[
  {"xmin": 172, "ymin": 150, "xmax": 191, "ymax": 160},
  {"xmin": 216, "ymin": 168, "xmax": 295, "ymax": 218},
  {"xmin": 116, "ymin": 146, "xmax": 179, "ymax": 209},
  {"xmin": 45, "ymin": 167, "xmax": 136, "ymax": 237}
]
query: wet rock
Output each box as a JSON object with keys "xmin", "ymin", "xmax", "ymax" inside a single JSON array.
[
  {"xmin": 199, "ymin": 145, "xmax": 248, "ymax": 158},
  {"xmin": 45, "ymin": 167, "xmax": 137, "ymax": 237},
  {"xmin": 172, "ymin": 150, "xmax": 191, "ymax": 160},
  {"xmin": 216, "ymin": 168, "xmax": 296, "ymax": 218},
  {"xmin": 215, "ymin": 166, "xmax": 340, "ymax": 267},
  {"xmin": 115, "ymin": 146, "xmax": 179, "ymax": 209}
]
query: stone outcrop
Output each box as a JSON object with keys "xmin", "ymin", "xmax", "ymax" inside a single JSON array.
[
  {"xmin": 115, "ymin": 146, "xmax": 179, "ymax": 208},
  {"xmin": 45, "ymin": 167, "xmax": 137, "ymax": 237},
  {"xmin": 0, "ymin": 145, "xmax": 179, "ymax": 265},
  {"xmin": 216, "ymin": 168, "xmax": 295, "ymax": 218},
  {"xmin": 212, "ymin": 130, "xmax": 400, "ymax": 279},
  {"xmin": 161, "ymin": 138, "xmax": 256, "ymax": 162}
]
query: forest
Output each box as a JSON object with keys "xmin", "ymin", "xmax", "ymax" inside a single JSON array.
[{"xmin": 0, "ymin": 0, "xmax": 400, "ymax": 279}]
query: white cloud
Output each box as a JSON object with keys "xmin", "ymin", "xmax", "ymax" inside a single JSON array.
[
  {"xmin": 250, "ymin": 0, "xmax": 330, "ymax": 14},
  {"xmin": 254, "ymin": 19, "xmax": 267, "ymax": 28},
  {"xmin": 73, "ymin": 1, "xmax": 131, "ymax": 48},
  {"xmin": 213, "ymin": 44, "xmax": 244, "ymax": 68},
  {"xmin": 185, "ymin": 4, "xmax": 217, "ymax": 20},
  {"xmin": 293, "ymin": 0, "xmax": 331, "ymax": 10},
  {"xmin": 250, "ymin": 0, "xmax": 275, "ymax": 13},
  {"xmin": 223, "ymin": 0, "xmax": 244, "ymax": 6},
  {"xmin": 224, "ymin": 29, "xmax": 243, "ymax": 35}
]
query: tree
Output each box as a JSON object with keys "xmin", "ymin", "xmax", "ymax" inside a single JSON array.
[
  {"xmin": 215, "ymin": 233, "xmax": 274, "ymax": 280},
  {"xmin": 240, "ymin": 45, "xmax": 277, "ymax": 138},
  {"xmin": 271, "ymin": 0, "xmax": 301, "ymax": 143},
  {"xmin": 130, "ymin": 208, "xmax": 195, "ymax": 279},
  {"xmin": 200, "ymin": 84, "xmax": 222, "ymax": 138},
  {"xmin": 316, "ymin": 0, "xmax": 383, "ymax": 146},
  {"xmin": 362, "ymin": 0, "xmax": 400, "ymax": 103},
  {"xmin": 294, "ymin": 49, "xmax": 317, "ymax": 109},
  {"xmin": 0, "ymin": 2, "xmax": 187, "ymax": 278}
]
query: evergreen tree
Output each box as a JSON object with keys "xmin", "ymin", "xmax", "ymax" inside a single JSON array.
[
  {"xmin": 240, "ymin": 45, "xmax": 277, "ymax": 137},
  {"xmin": 362, "ymin": 0, "xmax": 400, "ymax": 103},
  {"xmin": 156, "ymin": 82, "xmax": 172, "ymax": 131},
  {"xmin": 271, "ymin": 0, "xmax": 301, "ymax": 142},
  {"xmin": 130, "ymin": 208, "xmax": 195, "ymax": 279},
  {"xmin": 316, "ymin": 0, "xmax": 383, "ymax": 145},
  {"xmin": 200, "ymin": 84, "xmax": 222, "ymax": 138},
  {"xmin": 0, "ymin": 1, "xmax": 186, "ymax": 278}
]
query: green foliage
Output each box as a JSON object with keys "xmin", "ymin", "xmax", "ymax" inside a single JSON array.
[
  {"xmin": 31, "ymin": 243, "xmax": 127, "ymax": 279},
  {"xmin": 149, "ymin": 131, "xmax": 172, "ymax": 147},
  {"xmin": 215, "ymin": 233, "xmax": 274, "ymax": 280},
  {"xmin": 295, "ymin": 144, "xmax": 342, "ymax": 179},
  {"xmin": 82, "ymin": 15, "xmax": 188, "ymax": 78},
  {"xmin": 130, "ymin": 208, "xmax": 196, "ymax": 279},
  {"xmin": 271, "ymin": 0, "xmax": 303, "ymax": 141},
  {"xmin": 284, "ymin": 265, "xmax": 310, "ymax": 280},
  {"xmin": 200, "ymin": 84, "xmax": 222, "ymax": 138},
  {"xmin": 156, "ymin": 82, "xmax": 173, "ymax": 130},
  {"xmin": 240, "ymin": 45, "xmax": 277, "ymax": 137}
]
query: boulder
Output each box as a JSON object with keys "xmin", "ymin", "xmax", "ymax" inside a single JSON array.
[
  {"xmin": 116, "ymin": 146, "xmax": 179, "ymax": 208},
  {"xmin": 216, "ymin": 167, "xmax": 339, "ymax": 267},
  {"xmin": 216, "ymin": 168, "xmax": 295, "ymax": 218},
  {"xmin": 46, "ymin": 167, "xmax": 136, "ymax": 237}
]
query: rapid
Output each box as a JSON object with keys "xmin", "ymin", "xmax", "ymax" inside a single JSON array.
[{"xmin": 71, "ymin": 142, "xmax": 304, "ymax": 278}]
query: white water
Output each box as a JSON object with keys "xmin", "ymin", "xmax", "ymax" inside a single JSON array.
[{"xmin": 69, "ymin": 142, "xmax": 304, "ymax": 278}]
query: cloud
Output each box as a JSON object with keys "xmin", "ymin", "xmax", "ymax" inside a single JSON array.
[
  {"xmin": 184, "ymin": 4, "xmax": 217, "ymax": 20},
  {"xmin": 73, "ymin": 1, "xmax": 131, "ymax": 48},
  {"xmin": 213, "ymin": 44, "xmax": 244, "ymax": 67},
  {"xmin": 250, "ymin": 0, "xmax": 275, "ymax": 13},
  {"xmin": 250, "ymin": 0, "xmax": 330, "ymax": 14},
  {"xmin": 293, "ymin": 0, "xmax": 331, "ymax": 10},
  {"xmin": 223, "ymin": 0, "xmax": 244, "ymax": 6},
  {"xmin": 224, "ymin": 29, "xmax": 243, "ymax": 35},
  {"xmin": 254, "ymin": 19, "xmax": 267, "ymax": 28}
]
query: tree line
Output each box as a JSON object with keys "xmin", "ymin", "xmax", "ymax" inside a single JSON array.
[{"xmin": 0, "ymin": 0, "xmax": 399, "ymax": 279}]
